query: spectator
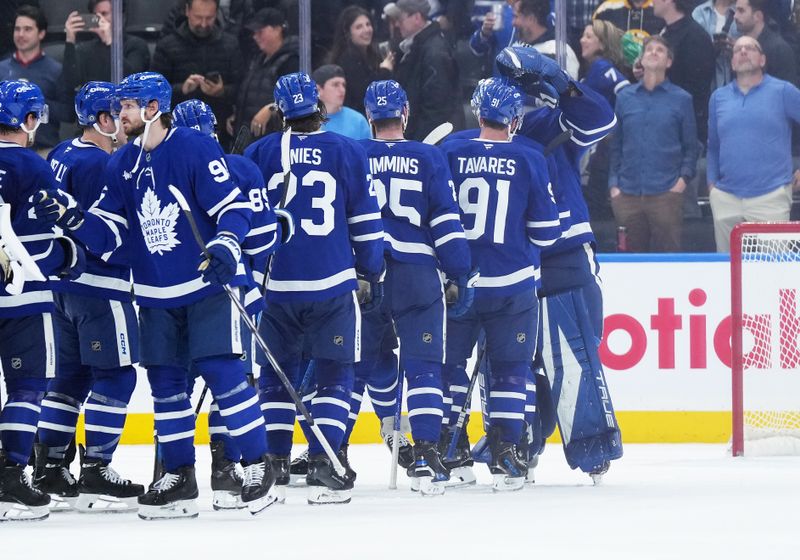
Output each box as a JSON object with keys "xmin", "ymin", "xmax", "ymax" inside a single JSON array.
[
  {"xmin": 510, "ymin": 0, "xmax": 580, "ymax": 78},
  {"xmin": 734, "ymin": 0, "xmax": 798, "ymax": 84},
  {"xmin": 594, "ymin": 0, "xmax": 665, "ymax": 39},
  {"xmin": 327, "ymin": 6, "xmax": 394, "ymax": 115},
  {"xmin": 653, "ymin": 0, "xmax": 715, "ymax": 142},
  {"xmin": 152, "ymin": 0, "xmax": 243, "ymax": 144},
  {"xmin": 609, "ymin": 36, "xmax": 699, "ymax": 252},
  {"xmin": 692, "ymin": 0, "xmax": 739, "ymax": 91},
  {"xmin": 707, "ymin": 36, "xmax": 800, "ymax": 252},
  {"xmin": 0, "ymin": 1, "xmax": 37, "ymax": 59},
  {"xmin": 229, "ymin": 7, "xmax": 298, "ymax": 140},
  {"xmin": 61, "ymin": 0, "xmax": 151, "ymax": 96},
  {"xmin": 387, "ymin": 0, "xmax": 462, "ymax": 141},
  {"xmin": 569, "ymin": 0, "xmax": 604, "ymax": 48},
  {"xmin": 468, "ymin": 1, "xmax": 515, "ymax": 75},
  {"xmin": 313, "ymin": 64, "xmax": 372, "ymax": 139},
  {"xmin": 0, "ymin": 5, "xmax": 68, "ymax": 152}
]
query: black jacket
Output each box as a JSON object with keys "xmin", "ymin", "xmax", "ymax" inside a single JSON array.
[
  {"xmin": 662, "ymin": 16, "xmax": 714, "ymax": 142},
  {"xmin": 335, "ymin": 45, "xmax": 391, "ymax": 115},
  {"xmin": 757, "ymin": 24, "xmax": 799, "ymax": 86},
  {"xmin": 152, "ymin": 22, "xmax": 243, "ymax": 127},
  {"xmin": 61, "ymin": 35, "xmax": 151, "ymax": 96},
  {"xmin": 393, "ymin": 22, "xmax": 462, "ymax": 141},
  {"xmin": 234, "ymin": 36, "xmax": 300, "ymax": 131}
]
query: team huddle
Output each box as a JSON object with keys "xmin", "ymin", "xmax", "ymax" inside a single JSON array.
[{"xmin": 0, "ymin": 45, "xmax": 622, "ymax": 522}]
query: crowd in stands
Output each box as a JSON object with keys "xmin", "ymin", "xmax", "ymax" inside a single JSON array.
[{"xmin": 1, "ymin": 0, "xmax": 799, "ymax": 253}]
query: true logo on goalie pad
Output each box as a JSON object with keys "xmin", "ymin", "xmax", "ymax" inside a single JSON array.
[{"xmin": 138, "ymin": 187, "xmax": 181, "ymax": 255}]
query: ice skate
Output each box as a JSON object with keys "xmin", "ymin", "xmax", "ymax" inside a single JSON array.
[
  {"xmin": 440, "ymin": 430, "xmax": 476, "ymax": 488},
  {"xmin": 137, "ymin": 466, "xmax": 199, "ymax": 520},
  {"xmin": 338, "ymin": 444, "xmax": 357, "ymax": 484},
  {"xmin": 490, "ymin": 441, "xmax": 528, "ymax": 492},
  {"xmin": 241, "ymin": 455, "xmax": 278, "ymax": 515},
  {"xmin": 589, "ymin": 461, "xmax": 610, "ymax": 486},
  {"xmin": 307, "ymin": 453, "xmax": 353, "ymax": 505},
  {"xmin": 0, "ymin": 452, "xmax": 51, "ymax": 522},
  {"xmin": 289, "ymin": 448, "xmax": 308, "ymax": 485},
  {"xmin": 32, "ymin": 443, "xmax": 79, "ymax": 512},
  {"xmin": 209, "ymin": 441, "xmax": 245, "ymax": 511},
  {"xmin": 408, "ymin": 441, "xmax": 449, "ymax": 496},
  {"xmin": 381, "ymin": 424, "xmax": 414, "ymax": 469},
  {"xmin": 267, "ymin": 454, "xmax": 290, "ymax": 503},
  {"xmin": 75, "ymin": 459, "xmax": 144, "ymax": 513}
]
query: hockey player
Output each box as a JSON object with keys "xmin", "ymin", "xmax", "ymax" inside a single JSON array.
[
  {"xmin": 32, "ymin": 72, "xmax": 278, "ymax": 519},
  {"xmin": 0, "ymin": 80, "xmax": 86, "ymax": 522},
  {"xmin": 357, "ymin": 79, "xmax": 475, "ymax": 495},
  {"xmin": 245, "ymin": 72, "xmax": 384, "ymax": 505},
  {"xmin": 32, "ymin": 81, "xmax": 144, "ymax": 513},
  {"xmin": 495, "ymin": 45, "xmax": 623, "ymax": 481},
  {"xmin": 172, "ymin": 98, "xmax": 291, "ymax": 510},
  {"xmin": 440, "ymin": 77, "xmax": 561, "ymax": 491}
]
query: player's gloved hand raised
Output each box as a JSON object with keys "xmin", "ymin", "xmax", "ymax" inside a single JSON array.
[
  {"xmin": 356, "ymin": 261, "xmax": 386, "ymax": 314},
  {"xmin": 274, "ymin": 208, "xmax": 295, "ymax": 245},
  {"xmin": 445, "ymin": 268, "xmax": 480, "ymax": 318},
  {"xmin": 30, "ymin": 190, "xmax": 85, "ymax": 231},
  {"xmin": 496, "ymin": 46, "xmax": 573, "ymax": 105},
  {"xmin": 56, "ymin": 236, "xmax": 86, "ymax": 280},
  {"xmin": 199, "ymin": 232, "xmax": 241, "ymax": 285}
]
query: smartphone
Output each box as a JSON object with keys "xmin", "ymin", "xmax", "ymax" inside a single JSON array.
[
  {"xmin": 204, "ymin": 71, "xmax": 222, "ymax": 83},
  {"xmin": 78, "ymin": 13, "xmax": 100, "ymax": 29}
]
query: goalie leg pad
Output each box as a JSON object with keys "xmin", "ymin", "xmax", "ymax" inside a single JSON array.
[{"xmin": 541, "ymin": 288, "xmax": 623, "ymax": 473}]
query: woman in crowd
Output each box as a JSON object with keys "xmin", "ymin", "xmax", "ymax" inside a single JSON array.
[{"xmin": 327, "ymin": 5, "xmax": 394, "ymax": 115}]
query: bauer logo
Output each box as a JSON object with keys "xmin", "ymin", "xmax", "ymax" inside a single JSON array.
[{"xmin": 137, "ymin": 187, "xmax": 181, "ymax": 255}]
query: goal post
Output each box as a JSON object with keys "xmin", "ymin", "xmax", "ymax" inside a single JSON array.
[{"xmin": 730, "ymin": 222, "xmax": 800, "ymax": 456}]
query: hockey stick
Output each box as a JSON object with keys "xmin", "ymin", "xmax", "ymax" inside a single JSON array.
[
  {"xmin": 230, "ymin": 125, "xmax": 253, "ymax": 155},
  {"xmin": 0, "ymin": 204, "xmax": 46, "ymax": 295},
  {"xmin": 421, "ymin": 122, "xmax": 453, "ymax": 145},
  {"xmin": 168, "ymin": 185, "xmax": 346, "ymax": 476},
  {"xmin": 388, "ymin": 367, "xmax": 405, "ymax": 490},
  {"xmin": 445, "ymin": 338, "xmax": 487, "ymax": 462}
]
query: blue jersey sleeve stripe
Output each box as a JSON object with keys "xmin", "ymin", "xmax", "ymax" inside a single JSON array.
[
  {"xmin": 216, "ymin": 201, "xmax": 252, "ymax": 223},
  {"xmin": 18, "ymin": 233, "xmax": 55, "ymax": 242},
  {"xmin": 433, "ymin": 231, "xmax": 466, "ymax": 248},
  {"xmin": 385, "ymin": 233, "xmax": 437, "ymax": 256},
  {"xmin": 529, "ymin": 236, "xmax": 558, "ymax": 247},
  {"xmin": 429, "ymin": 213, "xmax": 461, "ymax": 228},
  {"xmin": 267, "ymin": 268, "xmax": 356, "ymax": 292},
  {"xmin": 526, "ymin": 219, "xmax": 561, "ymax": 228},
  {"xmin": 207, "ymin": 188, "xmax": 242, "ymax": 217},
  {"xmin": 246, "ymin": 223, "xmax": 278, "ymax": 237},
  {"xmin": 71, "ymin": 273, "xmax": 131, "ymax": 293},
  {"xmin": 559, "ymin": 113, "xmax": 617, "ymax": 137},
  {"xmin": 475, "ymin": 266, "xmax": 538, "ymax": 288},
  {"xmin": 351, "ymin": 231, "xmax": 384, "ymax": 242},
  {"xmin": 29, "ymin": 241, "xmax": 54, "ymax": 262},
  {"xmin": 614, "ymin": 80, "xmax": 631, "ymax": 94},
  {"xmin": 0, "ymin": 290, "xmax": 53, "ymax": 308},
  {"xmin": 91, "ymin": 208, "xmax": 128, "ymax": 227},
  {"xmin": 347, "ymin": 212, "xmax": 382, "ymax": 224},
  {"xmin": 133, "ymin": 277, "xmax": 209, "ymax": 299}
]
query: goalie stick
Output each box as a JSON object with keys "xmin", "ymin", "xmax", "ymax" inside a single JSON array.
[
  {"xmin": 0, "ymin": 203, "xmax": 47, "ymax": 295},
  {"xmin": 168, "ymin": 185, "xmax": 346, "ymax": 477},
  {"xmin": 445, "ymin": 338, "xmax": 487, "ymax": 462}
]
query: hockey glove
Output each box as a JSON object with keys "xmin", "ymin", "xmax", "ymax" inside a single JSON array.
[
  {"xmin": 30, "ymin": 190, "xmax": 85, "ymax": 231},
  {"xmin": 445, "ymin": 268, "xmax": 480, "ymax": 318},
  {"xmin": 199, "ymin": 232, "xmax": 241, "ymax": 285},
  {"xmin": 496, "ymin": 46, "xmax": 573, "ymax": 102},
  {"xmin": 356, "ymin": 261, "xmax": 386, "ymax": 314},
  {"xmin": 56, "ymin": 236, "xmax": 86, "ymax": 280},
  {"xmin": 274, "ymin": 208, "xmax": 295, "ymax": 245},
  {"xmin": 0, "ymin": 244, "xmax": 24, "ymax": 295}
]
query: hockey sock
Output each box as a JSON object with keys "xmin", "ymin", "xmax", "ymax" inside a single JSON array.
[
  {"xmin": 404, "ymin": 359, "xmax": 444, "ymax": 443},
  {"xmin": 442, "ymin": 362, "xmax": 470, "ymax": 428},
  {"xmin": 37, "ymin": 366, "xmax": 92, "ymax": 461},
  {"xmin": 258, "ymin": 357, "xmax": 301, "ymax": 456},
  {"xmin": 1, "ymin": 377, "xmax": 48, "ymax": 466},
  {"xmin": 209, "ymin": 399, "xmax": 241, "ymax": 462},
  {"xmin": 307, "ymin": 359, "xmax": 353, "ymax": 456},
  {"xmin": 342, "ymin": 374, "xmax": 367, "ymax": 444},
  {"xmin": 196, "ymin": 356, "xmax": 266, "ymax": 464},
  {"xmin": 148, "ymin": 366, "xmax": 195, "ymax": 471},
  {"xmin": 365, "ymin": 351, "xmax": 399, "ymax": 421},
  {"xmin": 84, "ymin": 365, "xmax": 136, "ymax": 462},
  {"xmin": 488, "ymin": 361, "xmax": 528, "ymax": 443}
]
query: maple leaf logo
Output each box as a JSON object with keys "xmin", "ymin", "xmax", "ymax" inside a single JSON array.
[{"xmin": 137, "ymin": 187, "xmax": 181, "ymax": 255}]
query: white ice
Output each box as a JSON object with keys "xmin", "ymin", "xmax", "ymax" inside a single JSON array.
[{"xmin": 4, "ymin": 443, "xmax": 797, "ymax": 559}]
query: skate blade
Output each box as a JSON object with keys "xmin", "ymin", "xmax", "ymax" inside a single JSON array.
[
  {"xmin": 307, "ymin": 486, "xmax": 351, "ymax": 505},
  {"xmin": 590, "ymin": 473, "xmax": 604, "ymax": 486},
  {"xmin": 526, "ymin": 470, "xmax": 536, "ymax": 484},
  {"xmin": 246, "ymin": 493, "xmax": 279, "ymax": 515},
  {"xmin": 417, "ymin": 477, "xmax": 446, "ymax": 497},
  {"xmin": 269, "ymin": 484, "xmax": 287, "ymax": 504},
  {"xmin": 137, "ymin": 499, "xmax": 199, "ymax": 520},
  {"xmin": 212, "ymin": 490, "xmax": 245, "ymax": 511},
  {"xmin": 288, "ymin": 474, "xmax": 307, "ymax": 486},
  {"xmin": 444, "ymin": 467, "xmax": 477, "ymax": 488},
  {"xmin": 0, "ymin": 502, "xmax": 50, "ymax": 522},
  {"xmin": 47, "ymin": 494, "xmax": 79, "ymax": 512},
  {"xmin": 492, "ymin": 474, "xmax": 525, "ymax": 492},
  {"xmin": 76, "ymin": 493, "xmax": 140, "ymax": 513}
]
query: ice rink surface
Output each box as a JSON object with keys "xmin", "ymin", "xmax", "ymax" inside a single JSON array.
[{"xmin": 3, "ymin": 443, "xmax": 797, "ymax": 559}]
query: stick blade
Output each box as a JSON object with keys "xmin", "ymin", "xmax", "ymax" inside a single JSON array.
[
  {"xmin": 0, "ymin": 204, "xmax": 46, "ymax": 282},
  {"xmin": 422, "ymin": 122, "xmax": 453, "ymax": 145}
]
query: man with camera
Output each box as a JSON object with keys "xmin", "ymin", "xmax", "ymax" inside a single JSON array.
[{"xmin": 152, "ymin": 0, "xmax": 242, "ymax": 144}]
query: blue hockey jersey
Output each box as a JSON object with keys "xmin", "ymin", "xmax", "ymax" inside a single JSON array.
[
  {"xmin": 358, "ymin": 139, "xmax": 470, "ymax": 279},
  {"xmin": 581, "ymin": 58, "xmax": 630, "ymax": 108},
  {"xmin": 245, "ymin": 130, "xmax": 384, "ymax": 303},
  {"xmin": 0, "ymin": 141, "xmax": 73, "ymax": 317},
  {"xmin": 47, "ymin": 138, "xmax": 132, "ymax": 301},
  {"xmin": 72, "ymin": 127, "xmax": 258, "ymax": 308},
  {"xmin": 440, "ymin": 138, "xmax": 560, "ymax": 298}
]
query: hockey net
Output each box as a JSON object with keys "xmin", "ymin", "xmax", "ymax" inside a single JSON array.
[{"xmin": 731, "ymin": 222, "xmax": 800, "ymax": 456}]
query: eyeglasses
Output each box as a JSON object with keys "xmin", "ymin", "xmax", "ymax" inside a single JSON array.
[{"xmin": 732, "ymin": 44, "xmax": 762, "ymax": 54}]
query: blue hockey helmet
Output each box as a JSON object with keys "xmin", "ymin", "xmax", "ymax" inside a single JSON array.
[
  {"xmin": 471, "ymin": 77, "xmax": 524, "ymax": 129},
  {"xmin": 173, "ymin": 99, "xmax": 218, "ymax": 136},
  {"xmin": 363, "ymin": 80, "xmax": 408, "ymax": 122},
  {"xmin": 75, "ymin": 81, "xmax": 115, "ymax": 125},
  {"xmin": 273, "ymin": 72, "xmax": 319, "ymax": 120},
  {"xmin": 114, "ymin": 71, "xmax": 172, "ymax": 114},
  {"xmin": 0, "ymin": 80, "xmax": 48, "ymax": 128}
]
